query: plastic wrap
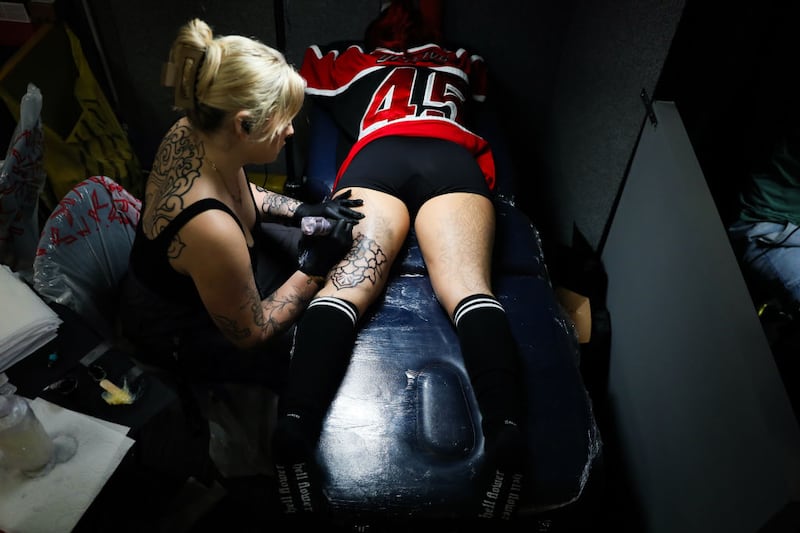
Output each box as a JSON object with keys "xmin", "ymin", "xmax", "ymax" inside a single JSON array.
[
  {"xmin": 0, "ymin": 83, "xmax": 45, "ymax": 281},
  {"xmin": 32, "ymin": 176, "xmax": 141, "ymax": 340}
]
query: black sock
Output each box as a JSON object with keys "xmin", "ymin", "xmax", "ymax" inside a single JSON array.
[
  {"xmin": 279, "ymin": 296, "xmax": 359, "ymax": 423},
  {"xmin": 273, "ymin": 297, "xmax": 359, "ymax": 515},
  {"xmin": 273, "ymin": 415, "xmax": 325, "ymax": 515},
  {"xmin": 476, "ymin": 422, "xmax": 526, "ymax": 521},
  {"xmin": 453, "ymin": 294, "xmax": 527, "ymax": 520},
  {"xmin": 453, "ymin": 294, "xmax": 524, "ymax": 435}
]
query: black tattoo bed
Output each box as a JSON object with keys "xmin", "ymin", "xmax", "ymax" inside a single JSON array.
[{"xmin": 298, "ymin": 103, "xmax": 603, "ymax": 531}]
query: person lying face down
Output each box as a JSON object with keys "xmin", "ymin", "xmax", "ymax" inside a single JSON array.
[
  {"xmin": 272, "ymin": 0, "xmax": 527, "ymax": 523},
  {"xmin": 119, "ymin": 17, "xmax": 364, "ymax": 390}
]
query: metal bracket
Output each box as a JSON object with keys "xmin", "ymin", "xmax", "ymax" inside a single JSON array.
[{"xmin": 640, "ymin": 88, "xmax": 658, "ymax": 128}]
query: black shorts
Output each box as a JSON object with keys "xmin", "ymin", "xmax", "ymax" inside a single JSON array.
[{"xmin": 335, "ymin": 136, "xmax": 492, "ymax": 217}]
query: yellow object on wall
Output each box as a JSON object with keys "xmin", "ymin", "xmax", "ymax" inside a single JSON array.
[{"xmin": 0, "ymin": 23, "xmax": 143, "ymax": 208}]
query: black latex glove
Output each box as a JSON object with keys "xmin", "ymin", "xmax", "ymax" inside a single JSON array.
[
  {"xmin": 297, "ymin": 218, "xmax": 355, "ymax": 277},
  {"xmin": 293, "ymin": 189, "xmax": 364, "ymax": 224}
]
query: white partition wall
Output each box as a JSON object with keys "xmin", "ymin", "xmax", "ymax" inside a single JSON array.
[{"xmin": 601, "ymin": 101, "xmax": 800, "ymax": 533}]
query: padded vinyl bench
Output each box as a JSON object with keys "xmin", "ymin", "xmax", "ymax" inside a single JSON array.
[{"xmin": 298, "ymin": 104, "xmax": 603, "ymax": 530}]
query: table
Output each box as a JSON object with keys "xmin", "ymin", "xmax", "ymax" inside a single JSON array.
[{"xmin": 3, "ymin": 303, "xmax": 193, "ymax": 532}]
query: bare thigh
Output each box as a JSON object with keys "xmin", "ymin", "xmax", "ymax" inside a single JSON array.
[
  {"xmin": 317, "ymin": 187, "xmax": 411, "ymax": 314},
  {"xmin": 414, "ymin": 192, "xmax": 496, "ymax": 317}
]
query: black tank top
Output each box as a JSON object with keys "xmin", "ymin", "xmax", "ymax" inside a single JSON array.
[{"xmin": 129, "ymin": 196, "xmax": 261, "ymax": 308}]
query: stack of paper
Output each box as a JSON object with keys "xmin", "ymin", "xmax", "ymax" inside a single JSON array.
[{"xmin": 0, "ymin": 264, "xmax": 61, "ymax": 372}]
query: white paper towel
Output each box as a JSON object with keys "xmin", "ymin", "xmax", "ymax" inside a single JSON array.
[{"xmin": 0, "ymin": 397, "xmax": 135, "ymax": 533}]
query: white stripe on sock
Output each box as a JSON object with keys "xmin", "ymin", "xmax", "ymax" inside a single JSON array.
[
  {"xmin": 453, "ymin": 297, "xmax": 504, "ymax": 326},
  {"xmin": 308, "ymin": 296, "xmax": 358, "ymax": 325}
]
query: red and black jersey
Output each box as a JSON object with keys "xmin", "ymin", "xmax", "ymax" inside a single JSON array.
[{"xmin": 300, "ymin": 42, "xmax": 497, "ymax": 191}]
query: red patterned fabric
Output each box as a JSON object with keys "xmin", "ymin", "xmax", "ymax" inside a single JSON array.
[{"xmin": 33, "ymin": 176, "xmax": 141, "ymax": 339}]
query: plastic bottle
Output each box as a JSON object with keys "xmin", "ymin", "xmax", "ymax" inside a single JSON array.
[
  {"xmin": 0, "ymin": 393, "xmax": 54, "ymax": 475},
  {"xmin": 301, "ymin": 216, "xmax": 333, "ymax": 236}
]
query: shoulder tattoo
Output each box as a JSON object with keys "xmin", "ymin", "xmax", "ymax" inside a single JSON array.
[{"xmin": 147, "ymin": 123, "xmax": 204, "ymax": 234}]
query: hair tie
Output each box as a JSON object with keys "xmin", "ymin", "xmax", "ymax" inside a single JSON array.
[{"xmin": 161, "ymin": 44, "xmax": 206, "ymax": 110}]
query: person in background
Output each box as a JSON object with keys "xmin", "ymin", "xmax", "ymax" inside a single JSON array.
[
  {"xmin": 272, "ymin": 0, "xmax": 526, "ymax": 523},
  {"xmin": 726, "ymin": 1, "xmax": 799, "ymax": 319},
  {"xmin": 119, "ymin": 17, "xmax": 363, "ymax": 403},
  {"xmin": 728, "ymin": 123, "xmax": 800, "ymax": 315}
]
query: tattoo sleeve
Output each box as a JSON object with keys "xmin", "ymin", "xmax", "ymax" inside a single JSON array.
[
  {"xmin": 259, "ymin": 290, "xmax": 312, "ymax": 337},
  {"xmin": 212, "ymin": 314, "xmax": 252, "ymax": 342},
  {"xmin": 255, "ymin": 184, "xmax": 302, "ymax": 220},
  {"xmin": 212, "ymin": 279, "xmax": 318, "ymax": 345}
]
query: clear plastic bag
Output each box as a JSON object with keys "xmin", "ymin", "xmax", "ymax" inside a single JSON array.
[
  {"xmin": 33, "ymin": 176, "xmax": 141, "ymax": 339},
  {"xmin": 0, "ymin": 83, "xmax": 45, "ymax": 281}
]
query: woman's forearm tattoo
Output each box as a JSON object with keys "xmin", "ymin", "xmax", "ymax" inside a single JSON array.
[
  {"xmin": 257, "ymin": 186, "xmax": 300, "ymax": 218},
  {"xmin": 213, "ymin": 314, "xmax": 251, "ymax": 341}
]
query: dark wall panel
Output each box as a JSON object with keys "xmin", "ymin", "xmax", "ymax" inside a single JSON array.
[
  {"xmin": 542, "ymin": 0, "xmax": 685, "ymax": 250},
  {"xmin": 84, "ymin": 0, "xmax": 278, "ymax": 170}
]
